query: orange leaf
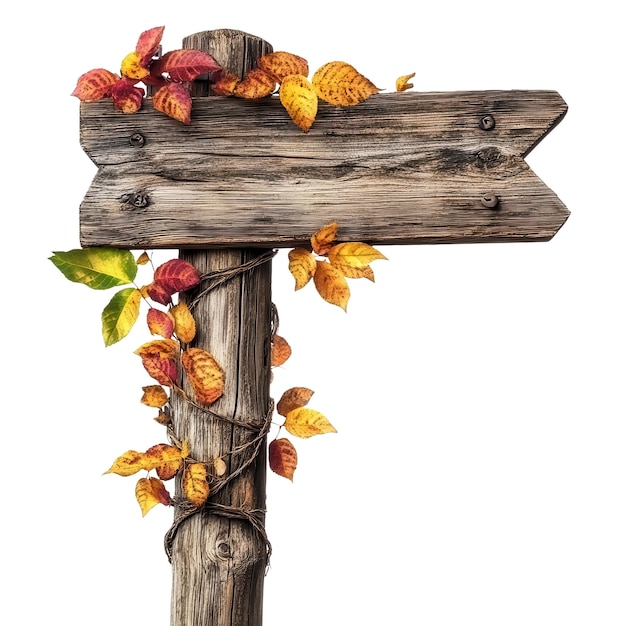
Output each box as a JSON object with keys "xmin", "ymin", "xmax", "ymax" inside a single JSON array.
[
  {"xmin": 212, "ymin": 70, "xmax": 240, "ymax": 96},
  {"xmin": 170, "ymin": 301, "xmax": 196, "ymax": 343},
  {"xmin": 234, "ymin": 68, "xmax": 276, "ymax": 99},
  {"xmin": 269, "ymin": 438, "xmax": 298, "ymax": 481},
  {"xmin": 135, "ymin": 339, "xmax": 179, "ymax": 359},
  {"xmin": 277, "ymin": 387, "xmax": 314, "ymax": 417},
  {"xmin": 136, "ymin": 252, "xmax": 150, "ymax": 265},
  {"xmin": 279, "ymin": 74, "xmax": 318, "ymax": 132},
  {"xmin": 271, "ymin": 335, "xmax": 292, "ymax": 367},
  {"xmin": 313, "ymin": 260, "xmax": 350, "ymax": 311},
  {"xmin": 327, "ymin": 242, "xmax": 387, "ymax": 268},
  {"xmin": 311, "ymin": 222, "xmax": 338, "ymax": 256},
  {"xmin": 153, "ymin": 83, "xmax": 192, "ymax": 124},
  {"xmin": 288, "ymin": 248, "xmax": 316, "ymax": 290},
  {"xmin": 182, "ymin": 348, "xmax": 225, "ymax": 405},
  {"xmin": 71, "ymin": 68, "xmax": 120, "ymax": 101},
  {"xmin": 154, "ymin": 410, "xmax": 171, "ymax": 426},
  {"xmin": 284, "ymin": 407, "xmax": 337, "ymax": 439},
  {"xmin": 147, "ymin": 308, "xmax": 175, "ymax": 338},
  {"xmin": 312, "ymin": 61, "xmax": 380, "ymax": 106},
  {"xmin": 258, "ymin": 52, "xmax": 309, "ymax": 82},
  {"xmin": 141, "ymin": 385, "xmax": 169, "ymax": 408},
  {"xmin": 135, "ymin": 476, "xmax": 170, "ymax": 516},
  {"xmin": 135, "ymin": 339, "xmax": 179, "ymax": 386},
  {"xmin": 183, "ymin": 463, "xmax": 210, "ymax": 507},
  {"xmin": 396, "ymin": 72, "xmax": 415, "ymax": 92},
  {"xmin": 145, "ymin": 443, "xmax": 185, "ymax": 480}
]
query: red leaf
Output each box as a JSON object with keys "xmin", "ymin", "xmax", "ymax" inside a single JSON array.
[
  {"xmin": 147, "ymin": 308, "xmax": 174, "ymax": 339},
  {"xmin": 139, "ymin": 354, "xmax": 177, "ymax": 386},
  {"xmin": 153, "ymin": 83, "xmax": 192, "ymax": 124},
  {"xmin": 152, "ymin": 49, "xmax": 222, "ymax": 82},
  {"xmin": 153, "ymin": 259, "xmax": 201, "ymax": 294},
  {"xmin": 110, "ymin": 79, "xmax": 144, "ymax": 113},
  {"xmin": 72, "ymin": 68, "xmax": 120, "ymax": 101},
  {"xmin": 135, "ymin": 26, "xmax": 165, "ymax": 65},
  {"xmin": 145, "ymin": 281, "xmax": 173, "ymax": 306}
]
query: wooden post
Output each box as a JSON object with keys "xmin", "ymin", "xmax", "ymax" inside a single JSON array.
[{"xmin": 168, "ymin": 30, "xmax": 273, "ymax": 626}]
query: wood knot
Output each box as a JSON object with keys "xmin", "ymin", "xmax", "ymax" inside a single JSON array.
[
  {"xmin": 120, "ymin": 192, "xmax": 150, "ymax": 210},
  {"xmin": 216, "ymin": 541, "xmax": 232, "ymax": 559}
]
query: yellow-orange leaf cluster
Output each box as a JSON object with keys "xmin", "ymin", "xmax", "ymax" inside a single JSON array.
[
  {"xmin": 288, "ymin": 222, "xmax": 387, "ymax": 310},
  {"xmin": 105, "ymin": 441, "xmax": 189, "ymax": 478},
  {"xmin": 221, "ymin": 52, "xmax": 379, "ymax": 132}
]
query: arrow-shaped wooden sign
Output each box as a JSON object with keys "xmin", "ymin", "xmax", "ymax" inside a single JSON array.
[{"xmin": 79, "ymin": 89, "xmax": 568, "ymax": 249}]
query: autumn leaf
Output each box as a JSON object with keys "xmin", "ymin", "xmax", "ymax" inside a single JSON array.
[
  {"xmin": 146, "ymin": 443, "xmax": 187, "ymax": 480},
  {"xmin": 153, "ymin": 259, "xmax": 201, "ymax": 297},
  {"xmin": 279, "ymin": 74, "xmax": 318, "ymax": 132},
  {"xmin": 136, "ymin": 252, "xmax": 150, "ymax": 265},
  {"xmin": 135, "ymin": 26, "xmax": 164, "ymax": 64},
  {"xmin": 182, "ymin": 348, "xmax": 225, "ymax": 405},
  {"xmin": 313, "ymin": 260, "xmax": 350, "ymax": 311},
  {"xmin": 102, "ymin": 287, "xmax": 142, "ymax": 346},
  {"xmin": 135, "ymin": 339, "xmax": 179, "ymax": 386},
  {"xmin": 331, "ymin": 262, "xmax": 376, "ymax": 281},
  {"xmin": 312, "ymin": 61, "xmax": 380, "ymax": 106},
  {"xmin": 105, "ymin": 450, "xmax": 148, "ymax": 476},
  {"xmin": 153, "ymin": 83, "xmax": 192, "ymax": 124},
  {"xmin": 110, "ymin": 78, "xmax": 145, "ymax": 113},
  {"xmin": 269, "ymin": 438, "xmax": 298, "ymax": 481},
  {"xmin": 271, "ymin": 335, "xmax": 292, "ymax": 367},
  {"xmin": 259, "ymin": 52, "xmax": 309, "ymax": 82},
  {"xmin": 288, "ymin": 248, "xmax": 316, "ymax": 290},
  {"xmin": 170, "ymin": 301, "xmax": 196, "ymax": 343},
  {"xmin": 183, "ymin": 463, "xmax": 210, "ymax": 507},
  {"xmin": 147, "ymin": 308, "xmax": 175, "ymax": 339},
  {"xmin": 50, "ymin": 248, "xmax": 137, "ymax": 289},
  {"xmin": 284, "ymin": 407, "xmax": 337, "ymax": 439},
  {"xmin": 396, "ymin": 72, "xmax": 415, "ymax": 92},
  {"xmin": 234, "ymin": 68, "xmax": 276, "ymax": 99},
  {"xmin": 311, "ymin": 222, "xmax": 338, "ymax": 256},
  {"xmin": 327, "ymin": 242, "xmax": 387, "ymax": 268},
  {"xmin": 136, "ymin": 476, "xmax": 170, "ymax": 516},
  {"xmin": 154, "ymin": 410, "xmax": 171, "ymax": 426},
  {"xmin": 277, "ymin": 387, "xmax": 314, "ymax": 417},
  {"xmin": 152, "ymin": 49, "xmax": 221, "ymax": 82},
  {"xmin": 140, "ymin": 385, "xmax": 169, "ymax": 408},
  {"xmin": 212, "ymin": 70, "xmax": 241, "ymax": 96},
  {"xmin": 121, "ymin": 51, "xmax": 150, "ymax": 81},
  {"xmin": 71, "ymin": 68, "xmax": 120, "ymax": 101}
]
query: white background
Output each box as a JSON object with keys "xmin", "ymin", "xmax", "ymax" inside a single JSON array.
[{"xmin": 2, "ymin": 1, "xmax": 624, "ymax": 624}]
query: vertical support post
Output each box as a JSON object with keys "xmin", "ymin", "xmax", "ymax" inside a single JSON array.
[{"xmin": 169, "ymin": 30, "xmax": 274, "ymax": 626}]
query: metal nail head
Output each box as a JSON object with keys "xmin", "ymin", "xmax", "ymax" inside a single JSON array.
[
  {"xmin": 481, "ymin": 193, "xmax": 500, "ymax": 208},
  {"xmin": 479, "ymin": 115, "xmax": 496, "ymax": 131},
  {"xmin": 129, "ymin": 132, "xmax": 146, "ymax": 147}
]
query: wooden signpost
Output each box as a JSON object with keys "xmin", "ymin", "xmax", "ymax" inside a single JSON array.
[{"xmin": 77, "ymin": 28, "xmax": 569, "ymax": 626}]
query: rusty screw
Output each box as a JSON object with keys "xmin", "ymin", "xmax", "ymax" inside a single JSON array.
[
  {"xmin": 129, "ymin": 132, "xmax": 146, "ymax": 147},
  {"xmin": 481, "ymin": 192, "xmax": 500, "ymax": 208},
  {"xmin": 479, "ymin": 115, "xmax": 496, "ymax": 131}
]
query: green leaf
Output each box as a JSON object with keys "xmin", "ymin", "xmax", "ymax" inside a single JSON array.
[
  {"xmin": 102, "ymin": 288, "xmax": 142, "ymax": 346},
  {"xmin": 49, "ymin": 248, "xmax": 137, "ymax": 289}
]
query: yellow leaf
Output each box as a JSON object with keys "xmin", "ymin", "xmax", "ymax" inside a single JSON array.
[
  {"xmin": 277, "ymin": 387, "xmax": 314, "ymax": 417},
  {"xmin": 121, "ymin": 51, "xmax": 149, "ymax": 80},
  {"xmin": 396, "ymin": 72, "xmax": 415, "ymax": 92},
  {"xmin": 279, "ymin": 74, "xmax": 318, "ymax": 132},
  {"xmin": 134, "ymin": 339, "xmax": 179, "ymax": 359},
  {"xmin": 135, "ymin": 477, "xmax": 171, "ymax": 516},
  {"xmin": 170, "ymin": 301, "xmax": 196, "ymax": 343},
  {"xmin": 136, "ymin": 251, "xmax": 150, "ymax": 265},
  {"xmin": 183, "ymin": 463, "xmax": 210, "ymax": 507},
  {"xmin": 258, "ymin": 52, "xmax": 309, "ymax": 82},
  {"xmin": 269, "ymin": 438, "xmax": 298, "ymax": 481},
  {"xmin": 145, "ymin": 443, "xmax": 186, "ymax": 480},
  {"xmin": 311, "ymin": 222, "xmax": 338, "ymax": 256},
  {"xmin": 105, "ymin": 450, "xmax": 148, "ymax": 476},
  {"xmin": 234, "ymin": 68, "xmax": 276, "ymax": 99},
  {"xmin": 272, "ymin": 335, "xmax": 292, "ymax": 367},
  {"xmin": 313, "ymin": 260, "xmax": 350, "ymax": 311},
  {"xmin": 312, "ymin": 61, "xmax": 380, "ymax": 106},
  {"xmin": 284, "ymin": 407, "xmax": 337, "ymax": 439},
  {"xmin": 331, "ymin": 262, "xmax": 376, "ymax": 281},
  {"xmin": 141, "ymin": 385, "xmax": 169, "ymax": 408},
  {"xmin": 182, "ymin": 347, "xmax": 225, "ymax": 405},
  {"xmin": 327, "ymin": 242, "xmax": 387, "ymax": 268},
  {"xmin": 288, "ymin": 248, "xmax": 316, "ymax": 290}
]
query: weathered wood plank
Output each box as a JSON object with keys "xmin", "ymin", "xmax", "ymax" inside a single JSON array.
[{"xmin": 79, "ymin": 90, "xmax": 568, "ymax": 248}]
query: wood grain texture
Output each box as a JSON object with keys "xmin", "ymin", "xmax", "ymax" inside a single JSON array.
[
  {"xmin": 79, "ymin": 90, "xmax": 568, "ymax": 248},
  {"xmin": 168, "ymin": 30, "xmax": 273, "ymax": 626}
]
